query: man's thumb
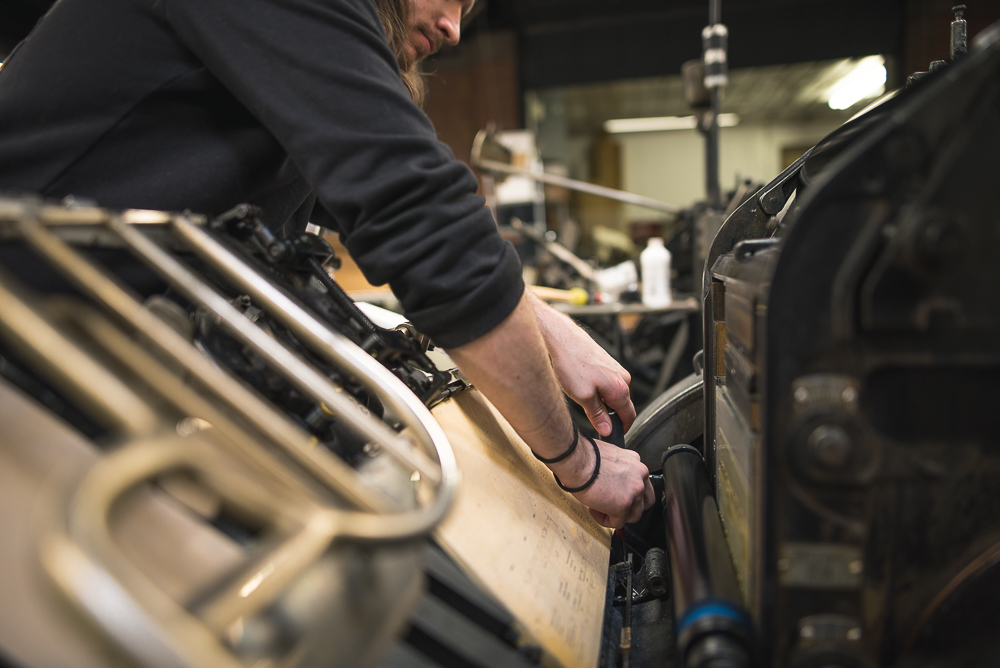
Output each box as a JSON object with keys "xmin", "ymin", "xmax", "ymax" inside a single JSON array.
[{"xmin": 584, "ymin": 400, "xmax": 611, "ymax": 437}]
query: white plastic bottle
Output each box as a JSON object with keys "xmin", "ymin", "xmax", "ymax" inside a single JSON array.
[{"xmin": 640, "ymin": 237, "xmax": 672, "ymax": 308}]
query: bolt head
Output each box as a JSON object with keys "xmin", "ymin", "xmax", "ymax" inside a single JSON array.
[{"xmin": 807, "ymin": 424, "xmax": 854, "ymax": 468}]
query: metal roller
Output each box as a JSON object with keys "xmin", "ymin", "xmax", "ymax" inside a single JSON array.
[{"xmin": 661, "ymin": 445, "xmax": 753, "ymax": 668}]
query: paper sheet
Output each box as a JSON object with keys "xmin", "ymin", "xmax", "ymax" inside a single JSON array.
[{"xmin": 431, "ymin": 390, "xmax": 612, "ymax": 668}]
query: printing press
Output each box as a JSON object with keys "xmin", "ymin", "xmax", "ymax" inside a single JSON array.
[{"xmin": 1, "ymin": 17, "xmax": 1000, "ymax": 668}]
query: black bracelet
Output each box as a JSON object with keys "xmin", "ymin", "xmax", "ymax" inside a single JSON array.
[
  {"xmin": 532, "ymin": 421, "xmax": 579, "ymax": 464},
  {"xmin": 553, "ymin": 435, "xmax": 601, "ymax": 494}
]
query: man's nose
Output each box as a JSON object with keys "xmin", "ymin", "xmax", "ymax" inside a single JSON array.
[{"xmin": 436, "ymin": 6, "xmax": 461, "ymax": 46}]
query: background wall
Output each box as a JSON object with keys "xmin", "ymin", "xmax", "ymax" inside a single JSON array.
[{"xmin": 617, "ymin": 119, "xmax": 843, "ymax": 219}]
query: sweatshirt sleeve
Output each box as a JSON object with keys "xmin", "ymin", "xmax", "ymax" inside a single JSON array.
[{"xmin": 159, "ymin": 0, "xmax": 524, "ymax": 347}]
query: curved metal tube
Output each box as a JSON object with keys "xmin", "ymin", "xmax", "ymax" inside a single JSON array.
[
  {"xmin": 16, "ymin": 207, "xmax": 458, "ymax": 543},
  {"xmin": 46, "ymin": 436, "xmax": 351, "ymax": 668},
  {"xmin": 627, "ymin": 373, "xmax": 704, "ymax": 471},
  {"xmin": 113, "ymin": 215, "xmax": 444, "ymax": 487},
  {"xmin": 168, "ymin": 215, "xmax": 453, "ymax": 483}
]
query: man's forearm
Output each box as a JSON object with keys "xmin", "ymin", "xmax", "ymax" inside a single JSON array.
[
  {"xmin": 444, "ymin": 291, "xmax": 655, "ymax": 528},
  {"xmin": 444, "ymin": 290, "xmax": 577, "ymax": 461},
  {"xmin": 524, "ymin": 289, "xmax": 636, "ymax": 435}
]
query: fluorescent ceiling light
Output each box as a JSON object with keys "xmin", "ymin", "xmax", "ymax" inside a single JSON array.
[
  {"xmin": 827, "ymin": 56, "xmax": 886, "ymax": 110},
  {"xmin": 604, "ymin": 113, "xmax": 739, "ymax": 134}
]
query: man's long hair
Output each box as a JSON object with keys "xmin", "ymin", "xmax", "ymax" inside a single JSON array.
[{"xmin": 375, "ymin": 0, "xmax": 426, "ymax": 106}]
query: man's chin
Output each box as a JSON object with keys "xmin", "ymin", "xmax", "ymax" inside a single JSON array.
[{"xmin": 401, "ymin": 44, "xmax": 419, "ymax": 69}]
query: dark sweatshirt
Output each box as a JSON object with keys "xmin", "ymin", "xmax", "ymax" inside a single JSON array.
[{"xmin": 0, "ymin": 0, "xmax": 523, "ymax": 348}]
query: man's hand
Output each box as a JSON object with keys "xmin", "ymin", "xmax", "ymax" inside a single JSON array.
[
  {"xmin": 548, "ymin": 435, "xmax": 655, "ymax": 528},
  {"xmin": 445, "ymin": 292, "xmax": 654, "ymax": 528},
  {"xmin": 527, "ymin": 291, "xmax": 636, "ymax": 437}
]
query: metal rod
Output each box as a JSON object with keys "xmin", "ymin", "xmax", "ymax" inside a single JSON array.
[
  {"xmin": 475, "ymin": 159, "xmax": 681, "ymax": 215},
  {"xmin": 705, "ymin": 0, "xmax": 724, "ymax": 210},
  {"xmin": 18, "ymin": 217, "xmax": 385, "ymax": 511},
  {"xmin": 168, "ymin": 216, "xmax": 457, "ymax": 488},
  {"xmin": 706, "ymin": 92, "xmax": 722, "ymax": 210},
  {"xmin": 62, "ymin": 436, "xmax": 327, "ymax": 667},
  {"xmin": 18, "ymin": 209, "xmax": 458, "ymax": 543},
  {"xmin": 661, "ymin": 445, "xmax": 751, "ymax": 668},
  {"xmin": 0, "ymin": 268, "xmax": 159, "ymax": 436},
  {"xmin": 651, "ymin": 318, "xmax": 691, "ymax": 398},
  {"xmin": 59, "ymin": 302, "xmax": 341, "ymax": 507},
  {"xmin": 111, "ymin": 216, "xmax": 444, "ymax": 487},
  {"xmin": 510, "ymin": 217, "xmax": 597, "ymax": 281}
]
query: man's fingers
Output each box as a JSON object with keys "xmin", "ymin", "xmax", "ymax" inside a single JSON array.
[
  {"xmin": 590, "ymin": 508, "xmax": 613, "ymax": 528},
  {"xmin": 643, "ymin": 477, "xmax": 656, "ymax": 509},
  {"xmin": 583, "ymin": 400, "xmax": 611, "ymax": 437},
  {"xmin": 626, "ymin": 495, "xmax": 644, "ymax": 524},
  {"xmin": 616, "ymin": 400, "xmax": 637, "ymax": 432}
]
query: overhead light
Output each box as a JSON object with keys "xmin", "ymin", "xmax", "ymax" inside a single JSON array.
[
  {"xmin": 826, "ymin": 56, "xmax": 886, "ymax": 110},
  {"xmin": 604, "ymin": 113, "xmax": 740, "ymax": 134}
]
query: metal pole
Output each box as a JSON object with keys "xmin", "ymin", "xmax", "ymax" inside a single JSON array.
[
  {"xmin": 706, "ymin": 97, "xmax": 721, "ymax": 210},
  {"xmin": 704, "ymin": 0, "xmax": 724, "ymax": 210},
  {"xmin": 474, "ymin": 158, "xmax": 681, "ymax": 216}
]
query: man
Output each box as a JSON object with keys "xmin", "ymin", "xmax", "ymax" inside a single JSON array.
[{"xmin": 0, "ymin": 0, "xmax": 654, "ymax": 528}]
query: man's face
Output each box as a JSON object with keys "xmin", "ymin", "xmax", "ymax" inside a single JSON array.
[{"xmin": 405, "ymin": 0, "xmax": 475, "ymax": 63}]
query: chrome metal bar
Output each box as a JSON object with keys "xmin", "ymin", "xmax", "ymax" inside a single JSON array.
[
  {"xmin": 19, "ymin": 210, "xmax": 457, "ymax": 543},
  {"xmin": 50, "ymin": 436, "xmax": 331, "ymax": 668},
  {"xmin": 475, "ymin": 158, "xmax": 681, "ymax": 215},
  {"xmin": 56, "ymin": 301, "xmax": 351, "ymax": 508},
  {"xmin": 0, "ymin": 268, "xmax": 158, "ymax": 436},
  {"xmin": 168, "ymin": 215, "xmax": 456, "ymax": 486},
  {"xmin": 195, "ymin": 509, "xmax": 339, "ymax": 633},
  {"xmin": 74, "ymin": 306, "xmax": 458, "ymax": 544},
  {"xmin": 18, "ymin": 217, "xmax": 385, "ymax": 511},
  {"xmin": 109, "ymin": 215, "xmax": 443, "ymax": 486}
]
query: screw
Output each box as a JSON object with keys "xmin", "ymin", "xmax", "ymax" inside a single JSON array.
[
  {"xmin": 267, "ymin": 243, "xmax": 287, "ymax": 260},
  {"xmin": 847, "ymin": 627, "xmax": 862, "ymax": 641},
  {"xmin": 794, "ymin": 387, "xmax": 810, "ymax": 404},
  {"xmin": 848, "ymin": 560, "xmax": 864, "ymax": 575},
  {"xmin": 800, "ymin": 626, "xmax": 816, "ymax": 639},
  {"xmin": 842, "ymin": 386, "xmax": 858, "ymax": 405}
]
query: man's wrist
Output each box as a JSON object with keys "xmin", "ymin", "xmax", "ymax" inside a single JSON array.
[
  {"xmin": 532, "ymin": 420, "xmax": 578, "ymax": 464},
  {"xmin": 546, "ymin": 428, "xmax": 597, "ymax": 489}
]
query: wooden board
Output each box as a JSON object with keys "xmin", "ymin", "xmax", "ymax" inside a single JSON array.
[{"xmin": 431, "ymin": 390, "xmax": 612, "ymax": 668}]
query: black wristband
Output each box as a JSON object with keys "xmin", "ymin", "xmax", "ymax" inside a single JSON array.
[
  {"xmin": 553, "ymin": 435, "xmax": 601, "ymax": 494},
  {"xmin": 532, "ymin": 421, "xmax": 579, "ymax": 464}
]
